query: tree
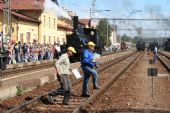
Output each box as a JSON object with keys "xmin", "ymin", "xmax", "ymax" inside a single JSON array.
[
  {"xmin": 121, "ymin": 34, "xmax": 132, "ymax": 42},
  {"xmin": 97, "ymin": 19, "xmax": 112, "ymax": 47},
  {"xmin": 132, "ymin": 36, "xmax": 139, "ymax": 44}
]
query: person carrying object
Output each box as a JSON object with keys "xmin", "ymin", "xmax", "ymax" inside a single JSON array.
[
  {"xmin": 81, "ymin": 41, "xmax": 100, "ymax": 97},
  {"xmin": 54, "ymin": 46, "xmax": 76, "ymax": 105}
]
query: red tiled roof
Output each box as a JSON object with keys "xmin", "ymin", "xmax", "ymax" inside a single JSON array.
[
  {"xmin": 79, "ymin": 19, "xmax": 90, "ymax": 26},
  {"xmin": 0, "ymin": 0, "xmax": 43, "ymax": 10},
  {"xmin": 57, "ymin": 24, "xmax": 73, "ymax": 31},
  {"xmin": 11, "ymin": 11, "xmax": 40, "ymax": 23},
  {"xmin": 0, "ymin": 3, "xmax": 40, "ymax": 23},
  {"xmin": 11, "ymin": 0, "xmax": 44, "ymax": 10}
]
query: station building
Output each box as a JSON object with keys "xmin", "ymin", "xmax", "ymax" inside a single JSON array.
[
  {"xmin": 0, "ymin": 0, "xmax": 73, "ymax": 44},
  {"xmin": 0, "ymin": 2, "xmax": 40, "ymax": 43}
]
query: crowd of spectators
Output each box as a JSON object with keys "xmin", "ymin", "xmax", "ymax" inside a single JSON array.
[{"xmin": 0, "ymin": 40, "xmax": 66, "ymax": 64}]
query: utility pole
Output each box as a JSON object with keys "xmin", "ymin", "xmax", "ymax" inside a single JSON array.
[
  {"xmin": 164, "ymin": 27, "xmax": 167, "ymax": 42},
  {"xmin": 107, "ymin": 20, "xmax": 109, "ymax": 45},
  {"xmin": 0, "ymin": 0, "xmax": 11, "ymax": 70},
  {"xmin": 2, "ymin": 0, "xmax": 12, "ymax": 49},
  {"xmin": 90, "ymin": 0, "xmax": 96, "ymax": 27}
]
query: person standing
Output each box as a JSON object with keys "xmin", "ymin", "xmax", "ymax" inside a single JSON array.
[
  {"xmin": 54, "ymin": 43, "xmax": 61, "ymax": 59},
  {"xmin": 153, "ymin": 46, "xmax": 158, "ymax": 63},
  {"xmin": 55, "ymin": 47, "xmax": 76, "ymax": 105},
  {"xmin": 14, "ymin": 43, "xmax": 21, "ymax": 63},
  {"xmin": 81, "ymin": 41, "xmax": 100, "ymax": 97}
]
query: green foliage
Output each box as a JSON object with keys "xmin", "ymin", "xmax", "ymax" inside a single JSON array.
[
  {"xmin": 121, "ymin": 34, "xmax": 132, "ymax": 42},
  {"xmin": 132, "ymin": 36, "xmax": 140, "ymax": 44},
  {"xmin": 97, "ymin": 19, "xmax": 112, "ymax": 47},
  {"xmin": 16, "ymin": 85, "xmax": 23, "ymax": 96}
]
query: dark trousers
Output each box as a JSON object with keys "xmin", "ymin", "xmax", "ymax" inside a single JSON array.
[
  {"xmin": 82, "ymin": 66, "xmax": 98, "ymax": 94},
  {"xmin": 61, "ymin": 74, "xmax": 72, "ymax": 91},
  {"xmin": 42, "ymin": 74, "xmax": 72, "ymax": 104},
  {"xmin": 61, "ymin": 74, "xmax": 72, "ymax": 104}
]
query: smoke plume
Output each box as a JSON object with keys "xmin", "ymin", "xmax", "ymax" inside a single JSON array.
[
  {"xmin": 145, "ymin": 4, "xmax": 170, "ymax": 28},
  {"xmin": 44, "ymin": 0, "xmax": 71, "ymax": 19}
]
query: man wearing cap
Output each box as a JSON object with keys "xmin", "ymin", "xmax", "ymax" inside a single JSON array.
[
  {"xmin": 55, "ymin": 46, "xmax": 76, "ymax": 105},
  {"xmin": 81, "ymin": 41, "xmax": 100, "ymax": 97}
]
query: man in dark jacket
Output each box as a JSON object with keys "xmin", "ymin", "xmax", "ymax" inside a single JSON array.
[{"xmin": 81, "ymin": 41, "xmax": 100, "ymax": 97}]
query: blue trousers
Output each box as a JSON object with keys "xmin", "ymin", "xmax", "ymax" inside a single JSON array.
[
  {"xmin": 82, "ymin": 66, "xmax": 98, "ymax": 94},
  {"xmin": 15, "ymin": 54, "xmax": 21, "ymax": 63}
]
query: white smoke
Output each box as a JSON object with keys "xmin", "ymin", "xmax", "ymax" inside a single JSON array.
[{"xmin": 44, "ymin": 0, "xmax": 71, "ymax": 19}]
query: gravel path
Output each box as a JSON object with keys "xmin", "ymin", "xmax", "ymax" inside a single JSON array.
[{"xmin": 87, "ymin": 52, "xmax": 170, "ymax": 113}]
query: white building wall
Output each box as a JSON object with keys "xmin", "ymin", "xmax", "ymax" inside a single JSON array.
[{"xmin": 109, "ymin": 29, "xmax": 117, "ymax": 45}]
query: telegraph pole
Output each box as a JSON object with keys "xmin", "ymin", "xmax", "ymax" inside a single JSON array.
[
  {"xmin": 107, "ymin": 20, "xmax": 108, "ymax": 45},
  {"xmin": 2, "ymin": 0, "xmax": 12, "ymax": 49},
  {"xmin": 0, "ymin": 0, "xmax": 11, "ymax": 70},
  {"xmin": 165, "ymin": 28, "xmax": 167, "ymax": 39},
  {"xmin": 90, "ymin": 0, "xmax": 96, "ymax": 27}
]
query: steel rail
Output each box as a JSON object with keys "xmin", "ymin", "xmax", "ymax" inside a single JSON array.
[
  {"xmin": 4, "ymin": 51, "xmax": 136, "ymax": 113},
  {"xmin": 72, "ymin": 52, "xmax": 143, "ymax": 113}
]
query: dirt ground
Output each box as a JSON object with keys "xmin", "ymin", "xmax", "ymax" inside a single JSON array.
[{"xmin": 89, "ymin": 52, "xmax": 170, "ymax": 113}]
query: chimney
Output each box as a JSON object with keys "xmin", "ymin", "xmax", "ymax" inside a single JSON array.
[{"xmin": 73, "ymin": 16, "xmax": 78, "ymax": 32}]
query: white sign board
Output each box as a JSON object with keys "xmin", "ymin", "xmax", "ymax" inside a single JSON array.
[{"xmin": 71, "ymin": 69, "xmax": 82, "ymax": 79}]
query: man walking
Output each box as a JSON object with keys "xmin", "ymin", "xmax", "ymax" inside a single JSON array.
[
  {"xmin": 55, "ymin": 46, "xmax": 76, "ymax": 105},
  {"xmin": 81, "ymin": 41, "xmax": 100, "ymax": 97},
  {"xmin": 153, "ymin": 46, "xmax": 158, "ymax": 63}
]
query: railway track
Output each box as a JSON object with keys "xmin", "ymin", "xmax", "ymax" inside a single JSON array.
[
  {"xmin": 75, "ymin": 52, "xmax": 143, "ymax": 113},
  {"xmin": 157, "ymin": 51, "xmax": 170, "ymax": 72},
  {"xmin": 0, "ymin": 50, "xmax": 129, "ymax": 79},
  {"xmin": 2, "ymin": 51, "xmax": 142, "ymax": 113},
  {"xmin": 82, "ymin": 51, "xmax": 170, "ymax": 113},
  {"xmin": 0, "ymin": 51, "xmax": 134, "ymax": 111},
  {"xmin": 0, "ymin": 52, "xmax": 135, "ymax": 113}
]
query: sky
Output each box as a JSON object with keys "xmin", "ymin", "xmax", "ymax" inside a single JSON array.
[
  {"xmin": 58, "ymin": 0, "xmax": 170, "ymax": 38},
  {"xmin": 58, "ymin": 0, "xmax": 170, "ymax": 18}
]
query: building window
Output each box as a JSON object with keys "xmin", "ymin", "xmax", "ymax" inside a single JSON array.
[
  {"xmin": 20, "ymin": 33, "xmax": 24, "ymax": 42},
  {"xmin": 54, "ymin": 36, "xmax": 56, "ymax": 42},
  {"xmin": 48, "ymin": 17, "xmax": 51, "ymax": 28},
  {"xmin": 57, "ymin": 37, "xmax": 59, "ymax": 42},
  {"xmin": 49, "ymin": 36, "xmax": 51, "ymax": 44},
  {"xmin": 27, "ymin": 32, "xmax": 30, "ymax": 43},
  {"xmin": 62, "ymin": 38, "xmax": 65, "ymax": 44},
  {"xmin": 43, "ymin": 15, "xmax": 46, "ymax": 27},
  {"xmin": 53, "ymin": 18, "xmax": 56, "ymax": 29},
  {"xmin": 44, "ymin": 35, "xmax": 46, "ymax": 44}
]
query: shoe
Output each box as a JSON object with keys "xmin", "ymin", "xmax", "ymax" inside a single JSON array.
[
  {"xmin": 62, "ymin": 90, "xmax": 71, "ymax": 105},
  {"xmin": 62, "ymin": 101, "xmax": 69, "ymax": 105},
  {"xmin": 40, "ymin": 95, "xmax": 54, "ymax": 105},
  {"xmin": 49, "ymin": 91, "xmax": 60, "ymax": 96},
  {"xmin": 93, "ymin": 86, "xmax": 100, "ymax": 89},
  {"xmin": 81, "ymin": 94, "xmax": 90, "ymax": 97},
  {"xmin": 57, "ymin": 87, "xmax": 65, "ymax": 92}
]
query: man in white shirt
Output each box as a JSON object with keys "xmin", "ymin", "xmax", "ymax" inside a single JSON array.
[{"xmin": 55, "ymin": 46, "xmax": 76, "ymax": 105}]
